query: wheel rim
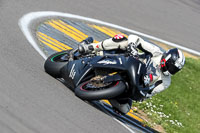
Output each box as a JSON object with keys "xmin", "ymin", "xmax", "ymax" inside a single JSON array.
[
  {"xmin": 51, "ymin": 52, "xmax": 69, "ymax": 62},
  {"xmin": 80, "ymin": 80, "xmax": 119, "ymax": 92}
]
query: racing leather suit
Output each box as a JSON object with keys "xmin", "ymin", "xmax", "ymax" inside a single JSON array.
[{"xmin": 86, "ymin": 34, "xmax": 171, "ymax": 114}]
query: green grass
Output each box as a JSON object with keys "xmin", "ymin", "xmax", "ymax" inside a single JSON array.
[{"xmin": 133, "ymin": 57, "xmax": 200, "ymax": 133}]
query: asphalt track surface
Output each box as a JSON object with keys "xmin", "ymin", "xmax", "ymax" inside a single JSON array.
[{"xmin": 0, "ymin": 0, "xmax": 200, "ymax": 132}]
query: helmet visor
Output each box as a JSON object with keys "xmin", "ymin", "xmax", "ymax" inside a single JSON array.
[{"xmin": 167, "ymin": 64, "xmax": 180, "ymax": 75}]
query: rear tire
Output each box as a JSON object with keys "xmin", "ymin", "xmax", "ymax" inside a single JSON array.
[
  {"xmin": 44, "ymin": 50, "xmax": 72, "ymax": 78},
  {"xmin": 75, "ymin": 80, "xmax": 126, "ymax": 100}
]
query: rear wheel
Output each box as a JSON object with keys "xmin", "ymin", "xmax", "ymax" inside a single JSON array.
[
  {"xmin": 44, "ymin": 50, "xmax": 72, "ymax": 78},
  {"xmin": 75, "ymin": 76, "xmax": 126, "ymax": 100}
]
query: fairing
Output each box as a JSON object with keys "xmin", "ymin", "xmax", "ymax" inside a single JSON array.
[{"xmin": 61, "ymin": 55, "xmax": 146, "ymax": 94}]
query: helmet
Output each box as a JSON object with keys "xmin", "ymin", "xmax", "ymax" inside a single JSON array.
[{"xmin": 160, "ymin": 48, "xmax": 185, "ymax": 75}]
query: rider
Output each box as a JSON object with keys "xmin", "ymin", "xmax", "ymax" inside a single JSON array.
[{"xmin": 78, "ymin": 34, "xmax": 185, "ymax": 114}]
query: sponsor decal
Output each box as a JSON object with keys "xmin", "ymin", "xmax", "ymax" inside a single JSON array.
[
  {"xmin": 137, "ymin": 63, "xmax": 141, "ymax": 74},
  {"xmin": 118, "ymin": 57, "xmax": 122, "ymax": 64},
  {"xmin": 97, "ymin": 59, "xmax": 117, "ymax": 65},
  {"xmin": 69, "ymin": 64, "xmax": 76, "ymax": 79}
]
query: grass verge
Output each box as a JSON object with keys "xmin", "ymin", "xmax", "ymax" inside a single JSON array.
[{"xmin": 133, "ymin": 57, "xmax": 200, "ymax": 133}]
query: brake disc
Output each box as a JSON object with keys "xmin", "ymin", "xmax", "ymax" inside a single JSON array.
[{"xmin": 87, "ymin": 75, "xmax": 112, "ymax": 88}]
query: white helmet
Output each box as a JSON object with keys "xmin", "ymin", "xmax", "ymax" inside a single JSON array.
[{"xmin": 160, "ymin": 48, "xmax": 185, "ymax": 75}]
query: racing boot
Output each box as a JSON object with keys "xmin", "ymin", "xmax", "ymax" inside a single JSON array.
[
  {"xmin": 78, "ymin": 37, "xmax": 94, "ymax": 54},
  {"xmin": 109, "ymin": 98, "xmax": 132, "ymax": 115}
]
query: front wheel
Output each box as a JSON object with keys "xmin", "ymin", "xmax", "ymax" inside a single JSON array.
[
  {"xmin": 75, "ymin": 80, "xmax": 126, "ymax": 100},
  {"xmin": 44, "ymin": 50, "xmax": 72, "ymax": 78}
]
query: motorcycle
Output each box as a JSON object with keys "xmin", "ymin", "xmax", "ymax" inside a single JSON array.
[{"xmin": 44, "ymin": 37, "xmax": 148, "ymax": 102}]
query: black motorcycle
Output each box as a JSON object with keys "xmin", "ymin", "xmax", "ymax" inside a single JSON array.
[{"xmin": 44, "ymin": 38, "xmax": 148, "ymax": 101}]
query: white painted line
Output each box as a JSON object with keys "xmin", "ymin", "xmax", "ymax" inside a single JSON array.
[
  {"xmin": 19, "ymin": 11, "xmax": 200, "ymax": 56},
  {"xmin": 18, "ymin": 13, "xmax": 47, "ymax": 59},
  {"xmin": 113, "ymin": 118, "xmax": 136, "ymax": 133}
]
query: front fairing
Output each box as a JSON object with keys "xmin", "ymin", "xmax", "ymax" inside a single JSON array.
[
  {"xmin": 91, "ymin": 55, "xmax": 146, "ymax": 91},
  {"xmin": 61, "ymin": 55, "xmax": 146, "ymax": 91},
  {"xmin": 61, "ymin": 57, "xmax": 92, "ymax": 88}
]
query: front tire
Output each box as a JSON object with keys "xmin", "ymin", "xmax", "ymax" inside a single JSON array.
[
  {"xmin": 75, "ymin": 80, "xmax": 126, "ymax": 100},
  {"xmin": 44, "ymin": 50, "xmax": 71, "ymax": 78}
]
